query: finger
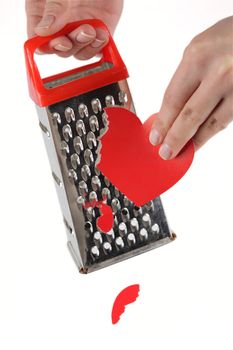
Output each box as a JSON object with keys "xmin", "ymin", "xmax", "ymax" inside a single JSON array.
[
  {"xmin": 38, "ymin": 35, "xmax": 73, "ymax": 54},
  {"xmin": 193, "ymin": 94, "xmax": 233, "ymax": 150},
  {"xmin": 149, "ymin": 58, "xmax": 201, "ymax": 146},
  {"xmin": 74, "ymin": 28, "xmax": 109, "ymax": 60},
  {"xmin": 34, "ymin": 0, "xmax": 69, "ymax": 36},
  {"xmin": 53, "ymin": 24, "xmax": 97, "ymax": 58},
  {"xmin": 158, "ymin": 76, "xmax": 224, "ymax": 159},
  {"xmin": 37, "ymin": 24, "xmax": 97, "ymax": 58},
  {"xmin": 26, "ymin": 0, "xmax": 45, "ymax": 37},
  {"xmin": 38, "ymin": 23, "xmax": 96, "ymax": 56},
  {"xmin": 67, "ymin": 24, "xmax": 96, "ymax": 54}
]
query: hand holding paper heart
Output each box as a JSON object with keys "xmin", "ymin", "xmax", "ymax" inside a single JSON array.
[{"xmin": 97, "ymin": 107, "xmax": 194, "ymax": 206}]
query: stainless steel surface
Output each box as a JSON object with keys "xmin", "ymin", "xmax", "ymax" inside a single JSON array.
[
  {"xmin": 118, "ymin": 222, "xmax": 127, "ymax": 236},
  {"xmin": 121, "ymin": 207, "xmax": 130, "ymax": 222},
  {"xmin": 151, "ymin": 223, "xmax": 160, "ymax": 235},
  {"xmin": 86, "ymin": 131, "xmax": 97, "ymax": 149},
  {"xmin": 111, "ymin": 198, "xmax": 121, "ymax": 213},
  {"xmin": 115, "ymin": 236, "xmax": 124, "ymax": 249},
  {"xmin": 139, "ymin": 228, "xmax": 148, "ymax": 241},
  {"xmin": 60, "ymin": 141, "xmax": 69, "ymax": 156},
  {"xmin": 89, "ymin": 191, "xmax": 98, "ymax": 203},
  {"xmin": 89, "ymin": 115, "xmax": 99, "ymax": 132},
  {"xmin": 86, "ymin": 207, "xmax": 95, "ymax": 221},
  {"xmin": 62, "ymin": 124, "xmax": 72, "ymax": 142},
  {"xmin": 102, "ymin": 187, "xmax": 110, "ymax": 200},
  {"xmin": 81, "ymin": 164, "xmax": 91, "ymax": 181},
  {"xmin": 106, "ymin": 229, "xmax": 115, "ymax": 242},
  {"xmin": 76, "ymin": 119, "xmax": 86, "ymax": 137},
  {"xmin": 76, "ymin": 195, "xmax": 85, "ymax": 209},
  {"xmin": 84, "ymin": 149, "xmax": 94, "ymax": 166},
  {"xmin": 35, "ymin": 77, "xmax": 173, "ymax": 273},
  {"xmin": 127, "ymin": 233, "xmax": 136, "ymax": 246},
  {"xmin": 91, "ymin": 98, "xmax": 102, "ymax": 114},
  {"xmin": 70, "ymin": 153, "xmax": 80, "ymax": 169},
  {"xmin": 65, "ymin": 107, "xmax": 75, "ymax": 123},
  {"xmin": 142, "ymin": 213, "xmax": 151, "ymax": 228},
  {"xmin": 78, "ymin": 104, "xmax": 88, "ymax": 118},
  {"xmin": 52, "ymin": 112, "xmax": 61, "ymax": 124},
  {"xmin": 94, "ymin": 231, "xmax": 103, "ymax": 246},
  {"xmin": 91, "ymin": 176, "xmax": 101, "ymax": 191},
  {"xmin": 103, "ymin": 241, "xmax": 112, "ymax": 254},
  {"xmin": 73, "ymin": 136, "xmax": 83, "ymax": 154},
  {"xmin": 78, "ymin": 180, "xmax": 88, "ymax": 197},
  {"xmin": 44, "ymin": 62, "xmax": 113, "ymax": 89},
  {"xmin": 105, "ymin": 95, "xmax": 115, "ymax": 107},
  {"xmin": 133, "ymin": 205, "xmax": 142, "ymax": 217},
  {"xmin": 68, "ymin": 169, "xmax": 78, "ymax": 184},
  {"xmin": 130, "ymin": 218, "xmax": 139, "ymax": 232}
]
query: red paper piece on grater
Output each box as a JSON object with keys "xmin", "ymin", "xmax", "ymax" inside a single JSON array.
[
  {"xmin": 96, "ymin": 202, "xmax": 114, "ymax": 233},
  {"xmin": 97, "ymin": 107, "xmax": 194, "ymax": 206},
  {"xmin": 84, "ymin": 201, "xmax": 114, "ymax": 233}
]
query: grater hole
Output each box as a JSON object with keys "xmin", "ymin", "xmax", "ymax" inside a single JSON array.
[
  {"xmin": 85, "ymin": 222, "xmax": 92, "ymax": 230},
  {"xmin": 121, "ymin": 208, "xmax": 128, "ymax": 215}
]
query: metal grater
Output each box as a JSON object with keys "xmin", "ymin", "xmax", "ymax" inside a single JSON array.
[{"xmin": 24, "ymin": 20, "xmax": 175, "ymax": 273}]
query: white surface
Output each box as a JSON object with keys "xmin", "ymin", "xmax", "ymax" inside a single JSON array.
[{"xmin": 0, "ymin": 1, "xmax": 233, "ymax": 349}]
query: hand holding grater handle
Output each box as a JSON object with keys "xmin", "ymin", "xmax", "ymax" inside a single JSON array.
[
  {"xmin": 24, "ymin": 19, "xmax": 174, "ymax": 273},
  {"xmin": 24, "ymin": 19, "xmax": 128, "ymax": 107}
]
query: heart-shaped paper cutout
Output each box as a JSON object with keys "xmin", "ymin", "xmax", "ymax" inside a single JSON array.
[{"xmin": 97, "ymin": 107, "xmax": 194, "ymax": 206}]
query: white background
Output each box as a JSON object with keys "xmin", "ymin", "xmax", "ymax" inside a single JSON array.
[{"xmin": 0, "ymin": 1, "xmax": 233, "ymax": 349}]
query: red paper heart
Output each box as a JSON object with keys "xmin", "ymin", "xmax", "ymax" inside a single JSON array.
[{"xmin": 97, "ymin": 107, "xmax": 194, "ymax": 206}]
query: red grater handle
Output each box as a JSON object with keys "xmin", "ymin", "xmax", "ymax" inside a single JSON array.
[{"xmin": 24, "ymin": 19, "xmax": 128, "ymax": 106}]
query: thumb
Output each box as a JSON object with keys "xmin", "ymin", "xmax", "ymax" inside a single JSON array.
[{"xmin": 35, "ymin": 0, "xmax": 69, "ymax": 36}]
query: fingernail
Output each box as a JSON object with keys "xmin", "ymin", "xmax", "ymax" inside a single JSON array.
[
  {"xmin": 76, "ymin": 31, "xmax": 95, "ymax": 43},
  {"xmin": 54, "ymin": 44, "xmax": 71, "ymax": 52},
  {"xmin": 159, "ymin": 144, "xmax": 172, "ymax": 160},
  {"xmin": 149, "ymin": 128, "xmax": 160, "ymax": 145},
  {"xmin": 91, "ymin": 38, "xmax": 106, "ymax": 48},
  {"xmin": 36, "ymin": 15, "xmax": 55, "ymax": 29}
]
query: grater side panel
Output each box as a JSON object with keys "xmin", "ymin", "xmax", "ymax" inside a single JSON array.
[{"xmin": 36, "ymin": 104, "xmax": 84, "ymax": 270}]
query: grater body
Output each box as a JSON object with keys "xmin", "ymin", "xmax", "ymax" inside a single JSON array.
[
  {"xmin": 37, "ymin": 75, "xmax": 173, "ymax": 273},
  {"xmin": 25, "ymin": 20, "xmax": 174, "ymax": 273}
]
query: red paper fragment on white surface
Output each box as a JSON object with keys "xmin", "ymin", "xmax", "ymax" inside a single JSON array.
[{"xmin": 111, "ymin": 284, "xmax": 140, "ymax": 325}]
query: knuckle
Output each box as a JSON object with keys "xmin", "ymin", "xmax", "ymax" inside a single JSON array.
[
  {"xmin": 183, "ymin": 37, "xmax": 207, "ymax": 65},
  {"xmin": 165, "ymin": 130, "xmax": 180, "ymax": 147},
  {"xmin": 180, "ymin": 105, "xmax": 202, "ymax": 125},
  {"xmin": 207, "ymin": 117, "xmax": 227, "ymax": 132},
  {"xmin": 216, "ymin": 55, "xmax": 233, "ymax": 82},
  {"xmin": 193, "ymin": 136, "xmax": 204, "ymax": 149},
  {"xmin": 26, "ymin": 0, "xmax": 45, "ymax": 13},
  {"xmin": 163, "ymin": 90, "xmax": 182, "ymax": 111},
  {"xmin": 45, "ymin": 1, "xmax": 65, "ymax": 13},
  {"xmin": 152, "ymin": 117, "xmax": 166, "ymax": 135}
]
